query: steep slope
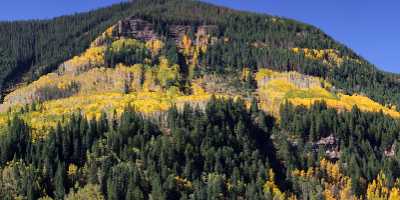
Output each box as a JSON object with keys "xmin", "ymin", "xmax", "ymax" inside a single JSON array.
[
  {"xmin": 2, "ymin": 0, "xmax": 400, "ymax": 108},
  {"xmin": 1, "ymin": 14, "xmax": 400, "ymax": 143},
  {"xmin": 1, "ymin": 1, "xmax": 400, "ymax": 199},
  {"xmin": 0, "ymin": 2, "xmax": 136, "ymax": 101}
]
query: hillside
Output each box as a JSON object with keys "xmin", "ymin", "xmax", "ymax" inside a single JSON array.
[
  {"xmin": 0, "ymin": 0, "xmax": 400, "ymax": 199},
  {"xmin": 2, "ymin": 0, "xmax": 400, "ymax": 107}
]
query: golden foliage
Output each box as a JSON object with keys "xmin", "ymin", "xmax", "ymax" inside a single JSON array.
[
  {"xmin": 264, "ymin": 169, "xmax": 286, "ymax": 200},
  {"xmin": 65, "ymin": 184, "xmax": 104, "ymax": 200},
  {"xmin": 366, "ymin": 171, "xmax": 392, "ymax": 200},
  {"xmin": 109, "ymin": 38, "xmax": 144, "ymax": 53},
  {"xmin": 143, "ymin": 66, "xmax": 158, "ymax": 92},
  {"xmin": 0, "ymin": 86, "xmax": 215, "ymax": 141},
  {"xmin": 157, "ymin": 57, "xmax": 180, "ymax": 88},
  {"xmin": 256, "ymin": 69, "xmax": 334, "ymax": 115},
  {"xmin": 292, "ymin": 159, "xmax": 358, "ymax": 200},
  {"xmin": 241, "ymin": 67, "xmax": 251, "ymax": 81},
  {"xmin": 181, "ymin": 34, "xmax": 192, "ymax": 56},
  {"xmin": 291, "ymin": 47, "xmax": 362, "ymax": 66},
  {"xmin": 65, "ymin": 46, "xmax": 106, "ymax": 74},
  {"xmin": 146, "ymin": 39, "xmax": 164, "ymax": 55},
  {"xmin": 256, "ymin": 69, "xmax": 400, "ymax": 118},
  {"xmin": 67, "ymin": 164, "xmax": 78, "ymax": 177}
]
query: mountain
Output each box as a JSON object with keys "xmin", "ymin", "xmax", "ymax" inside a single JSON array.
[{"xmin": 0, "ymin": 0, "xmax": 399, "ymax": 199}]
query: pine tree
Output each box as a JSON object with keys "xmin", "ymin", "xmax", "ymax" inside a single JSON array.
[{"xmin": 54, "ymin": 162, "xmax": 66, "ymax": 200}]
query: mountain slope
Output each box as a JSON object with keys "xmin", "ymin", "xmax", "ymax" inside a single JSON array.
[
  {"xmin": 2, "ymin": 0, "xmax": 400, "ymax": 107},
  {"xmin": 0, "ymin": 0, "xmax": 400, "ymax": 199}
]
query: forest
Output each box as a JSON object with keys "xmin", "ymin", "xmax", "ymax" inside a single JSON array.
[
  {"xmin": 1, "ymin": 98, "xmax": 400, "ymax": 199},
  {"xmin": 1, "ymin": 0, "xmax": 400, "ymax": 107},
  {"xmin": 1, "ymin": 0, "xmax": 400, "ymax": 199}
]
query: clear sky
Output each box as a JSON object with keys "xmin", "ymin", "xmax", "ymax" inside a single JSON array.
[{"xmin": 0, "ymin": 0, "xmax": 399, "ymax": 73}]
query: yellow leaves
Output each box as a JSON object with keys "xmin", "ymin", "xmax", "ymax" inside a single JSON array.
[
  {"xmin": 200, "ymin": 43, "xmax": 208, "ymax": 54},
  {"xmin": 264, "ymin": 169, "xmax": 286, "ymax": 200},
  {"xmin": 191, "ymin": 82, "xmax": 206, "ymax": 96},
  {"xmin": 291, "ymin": 159, "xmax": 358, "ymax": 200},
  {"xmin": 291, "ymin": 48, "xmax": 343, "ymax": 66},
  {"xmin": 256, "ymin": 69, "xmax": 333, "ymax": 115},
  {"xmin": 0, "ymin": 87, "xmax": 216, "ymax": 140},
  {"xmin": 146, "ymin": 39, "xmax": 164, "ymax": 55},
  {"xmin": 290, "ymin": 94, "xmax": 400, "ymax": 118},
  {"xmin": 181, "ymin": 34, "xmax": 192, "ymax": 56},
  {"xmin": 255, "ymin": 69, "xmax": 400, "ymax": 118},
  {"xmin": 255, "ymin": 68, "xmax": 278, "ymax": 82},
  {"xmin": 166, "ymin": 86, "xmax": 181, "ymax": 98},
  {"xmin": 389, "ymin": 188, "xmax": 400, "ymax": 200},
  {"xmin": 328, "ymin": 161, "xmax": 341, "ymax": 182},
  {"xmin": 366, "ymin": 171, "xmax": 392, "ymax": 200},
  {"xmin": 65, "ymin": 46, "xmax": 106, "ymax": 74},
  {"xmin": 143, "ymin": 66, "xmax": 157, "ymax": 92},
  {"xmin": 67, "ymin": 164, "xmax": 78, "ymax": 176},
  {"xmin": 291, "ymin": 47, "xmax": 363, "ymax": 67},
  {"xmin": 323, "ymin": 187, "xmax": 336, "ymax": 200},
  {"xmin": 157, "ymin": 57, "xmax": 180, "ymax": 88},
  {"xmin": 104, "ymin": 26, "xmax": 114, "ymax": 37},
  {"xmin": 65, "ymin": 184, "xmax": 104, "ymax": 200},
  {"xmin": 110, "ymin": 38, "xmax": 143, "ymax": 53},
  {"xmin": 241, "ymin": 67, "xmax": 251, "ymax": 81},
  {"xmin": 129, "ymin": 64, "xmax": 144, "ymax": 91},
  {"xmin": 340, "ymin": 178, "xmax": 355, "ymax": 200}
]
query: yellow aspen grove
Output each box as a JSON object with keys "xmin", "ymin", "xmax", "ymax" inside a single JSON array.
[
  {"xmin": 291, "ymin": 159, "xmax": 359, "ymax": 200},
  {"xmin": 366, "ymin": 171, "xmax": 395, "ymax": 200},
  {"xmin": 241, "ymin": 67, "xmax": 251, "ymax": 82},
  {"xmin": 264, "ymin": 169, "xmax": 286, "ymax": 200},
  {"xmin": 67, "ymin": 164, "xmax": 78, "ymax": 177},
  {"xmin": 181, "ymin": 34, "xmax": 192, "ymax": 56},
  {"xmin": 143, "ymin": 67, "xmax": 157, "ymax": 92},
  {"xmin": 340, "ymin": 179, "xmax": 356, "ymax": 200},
  {"xmin": 255, "ymin": 68, "xmax": 400, "ymax": 118},
  {"xmin": 389, "ymin": 188, "xmax": 400, "ymax": 200},
  {"xmin": 188, "ymin": 48, "xmax": 199, "ymax": 80},
  {"xmin": 146, "ymin": 39, "xmax": 165, "ymax": 55},
  {"xmin": 156, "ymin": 57, "xmax": 179, "ymax": 89},
  {"xmin": 323, "ymin": 187, "xmax": 336, "ymax": 200}
]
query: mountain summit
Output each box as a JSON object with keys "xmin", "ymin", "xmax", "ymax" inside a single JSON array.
[{"xmin": 0, "ymin": 0, "xmax": 399, "ymax": 199}]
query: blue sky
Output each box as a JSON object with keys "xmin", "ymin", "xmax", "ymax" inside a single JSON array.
[{"xmin": 0, "ymin": 0, "xmax": 399, "ymax": 73}]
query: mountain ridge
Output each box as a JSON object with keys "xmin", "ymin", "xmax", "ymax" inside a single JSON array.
[{"xmin": 0, "ymin": 1, "xmax": 400, "ymax": 199}]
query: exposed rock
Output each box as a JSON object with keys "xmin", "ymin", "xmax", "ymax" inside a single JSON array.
[
  {"xmin": 326, "ymin": 149, "xmax": 341, "ymax": 159},
  {"xmin": 315, "ymin": 135, "xmax": 340, "ymax": 160},
  {"xmin": 316, "ymin": 135, "xmax": 336, "ymax": 145},
  {"xmin": 116, "ymin": 17, "xmax": 217, "ymax": 44},
  {"xmin": 117, "ymin": 18, "xmax": 158, "ymax": 41},
  {"xmin": 384, "ymin": 144, "xmax": 396, "ymax": 157}
]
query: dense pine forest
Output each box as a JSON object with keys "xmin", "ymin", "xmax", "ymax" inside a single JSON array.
[
  {"xmin": 2, "ymin": 99, "xmax": 400, "ymax": 199},
  {"xmin": 1, "ymin": 0, "xmax": 400, "ymax": 199}
]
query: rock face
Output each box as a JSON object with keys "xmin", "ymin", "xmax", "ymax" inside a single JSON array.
[
  {"xmin": 117, "ymin": 18, "xmax": 158, "ymax": 41},
  {"xmin": 116, "ymin": 17, "xmax": 217, "ymax": 44},
  {"xmin": 257, "ymin": 72, "xmax": 323, "ymax": 90}
]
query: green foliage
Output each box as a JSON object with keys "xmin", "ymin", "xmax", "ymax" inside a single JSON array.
[
  {"xmin": 0, "ymin": 2, "xmax": 139, "ymax": 100},
  {"xmin": 1, "ymin": 0, "xmax": 400, "ymax": 199},
  {"xmin": 105, "ymin": 39, "xmax": 151, "ymax": 67}
]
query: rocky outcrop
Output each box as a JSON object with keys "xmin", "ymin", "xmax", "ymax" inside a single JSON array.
[
  {"xmin": 117, "ymin": 18, "xmax": 158, "ymax": 41},
  {"xmin": 116, "ymin": 17, "xmax": 217, "ymax": 44},
  {"xmin": 257, "ymin": 71, "xmax": 323, "ymax": 90}
]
